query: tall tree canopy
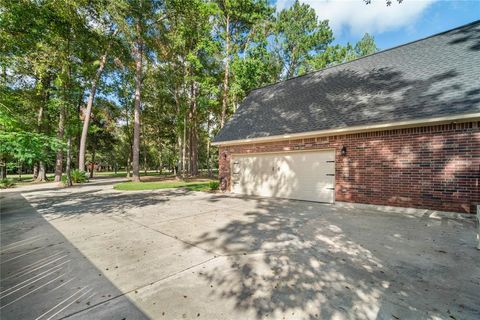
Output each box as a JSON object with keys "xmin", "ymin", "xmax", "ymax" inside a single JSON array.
[
  {"xmin": 0, "ymin": 0, "xmax": 379, "ymax": 182},
  {"xmin": 275, "ymin": 0, "xmax": 334, "ymax": 79}
]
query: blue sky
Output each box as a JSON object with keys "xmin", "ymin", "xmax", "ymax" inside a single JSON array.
[{"xmin": 274, "ymin": 0, "xmax": 480, "ymax": 50}]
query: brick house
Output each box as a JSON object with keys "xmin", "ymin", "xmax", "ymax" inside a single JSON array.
[{"xmin": 213, "ymin": 21, "xmax": 480, "ymax": 214}]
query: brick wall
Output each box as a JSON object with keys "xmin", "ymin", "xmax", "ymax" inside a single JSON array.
[{"xmin": 218, "ymin": 121, "xmax": 480, "ymax": 213}]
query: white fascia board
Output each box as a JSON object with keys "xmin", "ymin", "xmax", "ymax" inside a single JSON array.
[{"xmin": 212, "ymin": 113, "xmax": 480, "ymax": 146}]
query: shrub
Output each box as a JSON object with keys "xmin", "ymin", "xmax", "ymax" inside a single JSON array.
[
  {"xmin": 61, "ymin": 170, "xmax": 88, "ymax": 185},
  {"xmin": 0, "ymin": 178, "xmax": 15, "ymax": 189},
  {"xmin": 61, "ymin": 175, "xmax": 69, "ymax": 185},
  {"xmin": 72, "ymin": 170, "xmax": 89, "ymax": 183},
  {"xmin": 209, "ymin": 180, "xmax": 220, "ymax": 191},
  {"xmin": 0, "ymin": 178, "xmax": 15, "ymax": 188}
]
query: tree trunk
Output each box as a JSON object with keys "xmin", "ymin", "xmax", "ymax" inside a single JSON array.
[
  {"xmin": 220, "ymin": 14, "xmax": 230, "ymax": 128},
  {"xmin": 65, "ymin": 135, "xmax": 72, "ymax": 187},
  {"xmin": 54, "ymin": 106, "xmax": 65, "ymax": 182},
  {"xmin": 182, "ymin": 113, "xmax": 187, "ymax": 177},
  {"xmin": 286, "ymin": 50, "xmax": 297, "ymax": 79},
  {"xmin": 18, "ymin": 162, "xmax": 22, "ymax": 181},
  {"xmin": 36, "ymin": 106, "xmax": 44, "ymax": 127},
  {"xmin": 158, "ymin": 155, "xmax": 162, "ymax": 174},
  {"xmin": 75, "ymin": 90, "xmax": 84, "ymax": 169},
  {"xmin": 132, "ymin": 22, "xmax": 143, "ymax": 182},
  {"xmin": 189, "ymin": 125, "xmax": 198, "ymax": 176},
  {"xmin": 207, "ymin": 113, "xmax": 212, "ymax": 177},
  {"xmin": 78, "ymin": 30, "xmax": 117, "ymax": 172},
  {"xmin": 174, "ymin": 85, "xmax": 182, "ymax": 177},
  {"xmin": 233, "ymin": 96, "xmax": 238, "ymax": 113},
  {"xmin": 89, "ymin": 150, "xmax": 95, "ymax": 178},
  {"xmin": 143, "ymin": 139, "xmax": 147, "ymax": 174},
  {"xmin": 126, "ymin": 153, "xmax": 131, "ymax": 178},
  {"xmin": 35, "ymin": 75, "xmax": 51, "ymax": 183},
  {"xmin": 35, "ymin": 104, "xmax": 47, "ymax": 182},
  {"xmin": 2, "ymin": 63, "xmax": 6, "ymax": 85},
  {"xmin": 33, "ymin": 163, "xmax": 38, "ymax": 179},
  {"xmin": 189, "ymin": 81, "xmax": 198, "ymax": 176},
  {"xmin": 78, "ymin": 57, "xmax": 105, "ymax": 172},
  {"xmin": 0, "ymin": 158, "xmax": 6, "ymax": 180},
  {"xmin": 36, "ymin": 161, "xmax": 47, "ymax": 182},
  {"xmin": 123, "ymin": 83, "xmax": 132, "ymax": 179},
  {"xmin": 0, "ymin": 72, "xmax": 7, "ymax": 179},
  {"xmin": 157, "ymin": 137, "xmax": 163, "ymax": 175}
]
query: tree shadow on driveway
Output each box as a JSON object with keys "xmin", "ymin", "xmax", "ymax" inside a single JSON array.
[
  {"xmin": 0, "ymin": 193, "xmax": 150, "ymax": 320},
  {"xmin": 190, "ymin": 196, "xmax": 480, "ymax": 319},
  {"xmin": 21, "ymin": 187, "xmax": 203, "ymax": 221}
]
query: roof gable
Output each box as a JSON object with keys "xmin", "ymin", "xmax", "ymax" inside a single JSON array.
[{"xmin": 214, "ymin": 21, "xmax": 480, "ymax": 143}]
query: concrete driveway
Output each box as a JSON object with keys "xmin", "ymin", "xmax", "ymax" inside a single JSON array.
[{"xmin": 1, "ymin": 178, "xmax": 479, "ymax": 320}]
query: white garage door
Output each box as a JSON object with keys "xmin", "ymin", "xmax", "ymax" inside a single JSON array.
[{"xmin": 231, "ymin": 150, "xmax": 335, "ymax": 203}]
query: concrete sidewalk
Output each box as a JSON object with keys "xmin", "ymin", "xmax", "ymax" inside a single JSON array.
[{"xmin": 1, "ymin": 179, "xmax": 479, "ymax": 319}]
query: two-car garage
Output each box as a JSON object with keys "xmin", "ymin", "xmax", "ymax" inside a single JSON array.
[
  {"xmin": 230, "ymin": 149, "xmax": 336, "ymax": 203},
  {"xmin": 215, "ymin": 22, "xmax": 480, "ymax": 214}
]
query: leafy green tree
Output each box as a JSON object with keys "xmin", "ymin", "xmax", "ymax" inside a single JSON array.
[
  {"xmin": 0, "ymin": 0, "xmax": 381, "ymax": 184},
  {"xmin": 0, "ymin": 104, "xmax": 64, "ymax": 178},
  {"xmin": 214, "ymin": 0, "xmax": 273, "ymax": 128},
  {"xmin": 85, "ymin": 99, "xmax": 119, "ymax": 177},
  {"xmin": 0, "ymin": 0, "xmax": 98, "ymax": 181},
  {"xmin": 110, "ymin": 0, "xmax": 165, "ymax": 182},
  {"xmin": 275, "ymin": 0, "xmax": 334, "ymax": 79},
  {"xmin": 230, "ymin": 13, "xmax": 281, "ymax": 106},
  {"xmin": 355, "ymin": 33, "xmax": 379, "ymax": 56},
  {"xmin": 78, "ymin": 28, "xmax": 120, "ymax": 173},
  {"xmin": 307, "ymin": 33, "xmax": 379, "ymax": 71}
]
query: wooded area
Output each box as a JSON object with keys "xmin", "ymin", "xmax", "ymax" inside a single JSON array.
[{"xmin": 0, "ymin": 0, "xmax": 378, "ymax": 185}]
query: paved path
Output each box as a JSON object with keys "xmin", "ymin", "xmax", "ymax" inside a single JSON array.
[{"xmin": 1, "ymin": 178, "xmax": 479, "ymax": 319}]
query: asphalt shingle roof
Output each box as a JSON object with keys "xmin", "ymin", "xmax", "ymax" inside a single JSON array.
[{"xmin": 214, "ymin": 21, "xmax": 480, "ymax": 143}]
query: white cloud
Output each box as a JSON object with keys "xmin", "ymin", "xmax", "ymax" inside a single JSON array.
[{"xmin": 277, "ymin": 0, "xmax": 437, "ymax": 36}]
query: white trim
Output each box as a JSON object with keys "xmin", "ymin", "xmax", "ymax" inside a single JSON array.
[
  {"xmin": 229, "ymin": 147, "xmax": 336, "ymax": 157},
  {"xmin": 212, "ymin": 113, "xmax": 480, "ymax": 146}
]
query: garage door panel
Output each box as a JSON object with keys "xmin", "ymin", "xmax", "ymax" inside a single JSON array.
[
  {"xmin": 233, "ymin": 156, "xmax": 277, "ymax": 196},
  {"xmin": 231, "ymin": 150, "xmax": 335, "ymax": 203}
]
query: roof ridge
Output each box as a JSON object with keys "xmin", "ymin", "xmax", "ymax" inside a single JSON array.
[{"xmin": 249, "ymin": 19, "xmax": 480, "ymax": 94}]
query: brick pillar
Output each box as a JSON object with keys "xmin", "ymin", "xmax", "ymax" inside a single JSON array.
[{"xmin": 218, "ymin": 147, "xmax": 231, "ymax": 192}]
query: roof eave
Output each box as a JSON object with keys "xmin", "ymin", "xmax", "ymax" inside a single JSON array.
[{"xmin": 212, "ymin": 112, "xmax": 480, "ymax": 146}]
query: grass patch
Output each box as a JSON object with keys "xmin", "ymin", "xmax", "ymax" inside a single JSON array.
[
  {"xmin": 96, "ymin": 171, "xmax": 170, "ymax": 178},
  {"xmin": 113, "ymin": 180, "xmax": 215, "ymax": 191},
  {"xmin": 10, "ymin": 174, "xmax": 55, "ymax": 183},
  {"xmin": 0, "ymin": 178, "xmax": 15, "ymax": 189}
]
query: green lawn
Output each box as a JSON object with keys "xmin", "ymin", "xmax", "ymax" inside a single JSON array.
[
  {"xmin": 10, "ymin": 174, "xmax": 55, "ymax": 182},
  {"xmin": 96, "ymin": 169, "xmax": 217, "ymax": 178},
  {"xmin": 96, "ymin": 171, "xmax": 171, "ymax": 178},
  {"xmin": 6, "ymin": 174, "xmax": 56, "ymax": 186},
  {"xmin": 113, "ymin": 180, "xmax": 216, "ymax": 191}
]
